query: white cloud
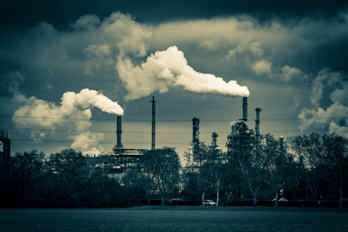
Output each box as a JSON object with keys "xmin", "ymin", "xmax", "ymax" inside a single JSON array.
[
  {"xmin": 298, "ymin": 69, "xmax": 348, "ymax": 137},
  {"xmin": 70, "ymin": 131, "xmax": 104, "ymax": 156},
  {"xmin": 280, "ymin": 65, "xmax": 311, "ymax": 82},
  {"xmin": 251, "ymin": 60, "xmax": 272, "ymax": 75},
  {"xmin": 310, "ymin": 69, "xmax": 344, "ymax": 107},
  {"xmin": 226, "ymin": 41, "xmax": 263, "ymax": 60},
  {"xmin": 83, "ymin": 44, "xmax": 113, "ymax": 75},
  {"xmin": 100, "ymin": 12, "xmax": 152, "ymax": 57},
  {"xmin": 71, "ymin": 14, "xmax": 101, "ymax": 31}
]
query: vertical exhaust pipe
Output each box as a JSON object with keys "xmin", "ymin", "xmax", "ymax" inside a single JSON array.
[
  {"xmin": 242, "ymin": 97, "xmax": 248, "ymax": 122},
  {"xmin": 150, "ymin": 96, "xmax": 156, "ymax": 150},
  {"xmin": 255, "ymin": 107, "xmax": 262, "ymax": 137},
  {"xmin": 116, "ymin": 116, "xmax": 123, "ymax": 148},
  {"xmin": 192, "ymin": 117, "xmax": 200, "ymax": 158}
]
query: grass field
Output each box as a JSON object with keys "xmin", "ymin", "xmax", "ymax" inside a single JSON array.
[{"xmin": 0, "ymin": 206, "xmax": 347, "ymax": 232}]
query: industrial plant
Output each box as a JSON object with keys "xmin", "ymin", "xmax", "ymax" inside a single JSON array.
[
  {"xmin": 2, "ymin": 95, "xmax": 262, "ymax": 179},
  {"xmin": 2, "ymin": 94, "xmax": 348, "ymax": 209},
  {"xmin": 189, "ymin": 96, "xmax": 262, "ymax": 166},
  {"xmin": 0, "ymin": 95, "xmax": 262, "ymax": 179},
  {"xmin": 81, "ymin": 94, "xmax": 264, "ymax": 182}
]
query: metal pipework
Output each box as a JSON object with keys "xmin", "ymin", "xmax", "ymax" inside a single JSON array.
[
  {"xmin": 211, "ymin": 132, "xmax": 218, "ymax": 149},
  {"xmin": 192, "ymin": 117, "xmax": 200, "ymax": 143},
  {"xmin": 192, "ymin": 117, "xmax": 200, "ymax": 156},
  {"xmin": 150, "ymin": 96, "xmax": 156, "ymax": 150},
  {"xmin": 255, "ymin": 107, "xmax": 262, "ymax": 136},
  {"xmin": 242, "ymin": 97, "xmax": 248, "ymax": 122},
  {"xmin": 230, "ymin": 121, "xmax": 237, "ymax": 136},
  {"xmin": 116, "ymin": 116, "xmax": 123, "ymax": 148}
]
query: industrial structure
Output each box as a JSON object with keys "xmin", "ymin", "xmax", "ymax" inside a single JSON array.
[
  {"xmin": 189, "ymin": 97, "xmax": 262, "ymax": 165},
  {"xmin": 191, "ymin": 117, "xmax": 200, "ymax": 162},
  {"xmin": 150, "ymin": 96, "xmax": 156, "ymax": 150},
  {"xmin": 226, "ymin": 97, "xmax": 257, "ymax": 162},
  {"xmin": 116, "ymin": 115, "xmax": 123, "ymax": 151},
  {"xmin": 104, "ymin": 96, "xmax": 157, "ymax": 178},
  {"xmin": 110, "ymin": 112, "xmax": 146, "ymax": 177},
  {"xmin": 0, "ymin": 129, "xmax": 11, "ymax": 176},
  {"xmin": 107, "ymin": 95, "xmax": 263, "ymax": 178},
  {"xmin": 255, "ymin": 107, "xmax": 262, "ymax": 137},
  {"xmin": 211, "ymin": 132, "xmax": 218, "ymax": 150}
]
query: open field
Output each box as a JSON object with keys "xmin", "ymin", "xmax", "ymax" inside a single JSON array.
[{"xmin": 1, "ymin": 206, "xmax": 347, "ymax": 232}]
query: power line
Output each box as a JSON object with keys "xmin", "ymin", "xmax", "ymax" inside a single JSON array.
[
  {"xmin": 2, "ymin": 127, "xmax": 312, "ymax": 134},
  {"xmin": 0, "ymin": 101, "xmax": 314, "ymax": 108},
  {"xmin": 10, "ymin": 138, "xmax": 190, "ymax": 145},
  {"xmin": 1, "ymin": 114, "xmax": 347, "ymax": 122}
]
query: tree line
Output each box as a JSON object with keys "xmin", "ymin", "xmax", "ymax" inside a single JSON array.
[{"xmin": 0, "ymin": 133, "xmax": 347, "ymax": 208}]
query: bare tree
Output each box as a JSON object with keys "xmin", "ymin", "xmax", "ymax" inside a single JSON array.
[
  {"xmin": 183, "ymin": 142, "xmax": 212, "ymax": 204},
  {"xmin": 48, "ymin": 149, "xmax": 88, "ymax": 206},
  {"xmin": 322, "ymin": 134, "xmax": 348, "ymax": 208},
  {"xmin": 289, "ymin": 133, "xmax": 328, "ymax": 204},
  {"xmin": 10, "ymin": 150, "xmax": 46, "ymax": 206},
  {"xmin": 261, "ymin": 135, "xmax": 295, "ymax": 207},
  {"xmin": 237, "ymin": 134, "xmax": 269, "ymax": 206},
  {"xmin": 135, "ymin": 147, "xmax": 181, "ymax": 206},
  {"xmin": 124, "ymin": 156, "xmax": 157, "ymax": 205}
]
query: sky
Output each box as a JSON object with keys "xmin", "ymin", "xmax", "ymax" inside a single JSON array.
[{"xmin": 1, "ymin": 0, "xmax": 348, "ymax": 160}]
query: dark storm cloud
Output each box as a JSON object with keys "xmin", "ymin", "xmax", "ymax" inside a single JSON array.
[{"xmin": 1, "ymin": 0, "xmax": 348, "ymax": 30}]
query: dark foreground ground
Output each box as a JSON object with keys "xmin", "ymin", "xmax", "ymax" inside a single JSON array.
[{"xmin": 0, "ymin": 206, "xmax": 347, "ymax": 232}]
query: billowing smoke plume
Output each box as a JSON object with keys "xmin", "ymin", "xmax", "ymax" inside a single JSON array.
[
  {"xmin": 117, "ymin": 46, "xmax": 250, "ymax": 100},
  {"xmin": 12, "ymin": 88, "xmax": 123, "ymax": 155},
  {"xmin": 299, "ymin": 69, "xmax": 348, "ymax": 138}
]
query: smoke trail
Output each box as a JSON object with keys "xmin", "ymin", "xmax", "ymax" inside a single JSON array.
[
  {"xmin": 62, "ymin": 88, "xmax": 124, "ymax": 115},
  {"xmin": 12, "ymin": 88, "xmax": 123, "ymax": 154},
  {"xmin": 117, "ymin": 46, "xmax": 250, "ymax": 100}
]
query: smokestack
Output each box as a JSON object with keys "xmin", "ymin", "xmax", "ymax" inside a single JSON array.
[
  {"xmin": 255, "ymin": 107, "xmax": 262, "ymax": 137},
  {"xmin": 242, "ymin": 97, "xmax": 248, "ymax": 122},
  {"xmin": 192, "ymin": 117, "xmax": 200, "ymax": 157},
  {"xmin": 150, "ymin": 96, "xmax": 156, "ymax": 150},
  {"xmin": 211, "ymin": 132, "xmax": 218, "ymax": 149},
  {"xmin": 116, "ymin": 116, "xmax": 123, "ymax": 148}
]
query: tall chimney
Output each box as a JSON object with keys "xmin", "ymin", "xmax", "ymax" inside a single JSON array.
[
  {"xmin": 150, "ymin": 96, "xmax": 156, "ymax": 150},
  {"xmin": 242, "ymin": 97, "xmax": 248, "ymax": 122},
  {"xmin": 211, "ymin": 132, "xmax": 218, "ymax": 149},
  {"xmin": 116, "ymin": 116, "xmax": 123, "ymax": 148},
  {"xmin": 255, "ymin": 107, "xmax": 262, "ymax": 137},
  {"xmin": 192, "ymin": 117, "xmax": 200, "ymax": 158}
]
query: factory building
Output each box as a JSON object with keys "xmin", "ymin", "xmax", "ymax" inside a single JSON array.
[
  {"xmin": 226, "ymin": 97, "xmax": 261, "ymax": 162},
  {"xmin": 189, "ymin": 97, "xmax": 262, "ymax": 165},
  {"xmin": 96, "ymin": 97, "xmax": 156, "ymax": 179},
  {"xmin": 0, "ymin": 129, "xmax": 11, "ymax": 176}
]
